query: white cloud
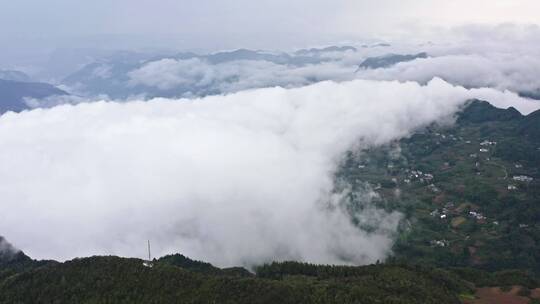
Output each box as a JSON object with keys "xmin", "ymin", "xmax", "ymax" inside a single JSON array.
[
  {"xmin": 347, "ymin": 26, "xmax": 540, "ymax": 99},
  {"xmin": 356, "ymin": 53, "xmax": 540, "ymax": 96},
  {"xmin": 1, "ymin": 78, "xmax": 537, "ymax": 268},
  {"xmin": 23, "ymin": 94, "xmax": 92, "ymax": 109},
  {"xmin": 128, "ymin": 58, "xmax": 355, "ymax": 95},
  {"xmin": 91, "ymin": 64, "xmax": 113, "ymax": 79},
  {"xmin": 128, "ymin": 58, "xmax": 215, "ymax": 90}
]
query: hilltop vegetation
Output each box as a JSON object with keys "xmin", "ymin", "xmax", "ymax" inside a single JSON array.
[
  {"xmin": 1, "ymin": 242, "xmax": 538, "ymax": 304},
  {"xmin": 0, "ymin": 246, "xmax": 472, "ymax": 304}
]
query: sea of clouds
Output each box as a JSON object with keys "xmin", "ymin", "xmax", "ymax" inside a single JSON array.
[
  {"xmin": 2, "ymin": 77, "xmax": 538, "ymax": 267},
  {"xmin": 2, "ymin": 24, "xmax": 540, "ymax": 267}
]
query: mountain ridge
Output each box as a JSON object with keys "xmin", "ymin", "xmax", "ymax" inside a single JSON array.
[{"xmin": 0, "ymin": 79, "xmax": 68, "ymax": 113}]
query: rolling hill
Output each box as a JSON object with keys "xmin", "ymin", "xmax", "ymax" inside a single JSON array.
[{"xmin": 0, "ymin": 79, "xmax": 67, "ymax": 113}]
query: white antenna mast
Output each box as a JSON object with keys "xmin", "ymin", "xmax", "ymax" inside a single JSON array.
[
  {"xmin": 147, "ymin": 239, "xmax": 151, "ymax": 261},
  {"xmin": 143, "ymin": 239, "xmax": 154, "ymax": 268}
]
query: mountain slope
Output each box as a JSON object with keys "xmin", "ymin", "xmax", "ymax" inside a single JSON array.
[
  {"xmin": 357, "ymin": 52, "xmax": 428, "ymax": 69},
  {"xmin": 0, "ymin": 79, "xmax": 67, "ymax": 113},
  {"xmin": 518, "ymin": 108, "xmax": 540, "ymax": 142},
  {"xmin": 0, "ymin": 236, "xmax": 54, "ymax": 282},
  {"xmin": 457, "ymin": 100, "xmax": 523, "ymax": 124},
  {"xmin": 339, "ymin": 100, "xmax": 540, "ymax": 274}
]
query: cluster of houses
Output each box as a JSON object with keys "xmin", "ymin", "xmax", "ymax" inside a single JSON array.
[
  {"xmin": 430, "ymin": 209, "xmax": 445, "ymax": 219},
  {"xmin": 480, "ymin": 140, "xmax": 497, "ymax": 146},
  {"xmin": 508, "ymin": 175, "xmax": 532, "ymax": 189},
  {"xmin": 469, "ymin": 142, "xmax": 532, "ymax": 185},
  {"xmin": 478, "ymin": 140, "xmax": 497, "ymax": 153},
  {"xmin": 434, "ymin": 132, "xmax": 460, "ymax": 142},
  {"xmin": 469, "ymin": 211, "xmax": 486, "ymax": 221},
  {"xmin": 400, "ymin": 136, "xmax": 537, "ymax": 250},
  {"xmin": 428, "ymin": 204, "xmax": 493, "ymax": 248},
  {"xmin": 403, "ymin": 169, "xmax": 434, "ymax": 184},
  {"xmin": 427, "ymin": 184, "xmax": 440, "ymax": 193},
  {"xmin": 513, "ymin": 175, "xmax": 533, "ymax": 183},
  {"xmin": 430, "ymin": 202, "xmax": 455, "ymax": 219},
  {"xmin": 430, "ymin": 202, "xmax": 487, "ymax": 223},
  {"xmin": 430, "ymin": 239, "xmax": 450, "ymax": 247}
]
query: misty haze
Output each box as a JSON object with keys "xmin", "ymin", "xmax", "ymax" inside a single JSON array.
[{"xmin": 1, "ymin": 1, "xmax": 540, "ymax": 303}]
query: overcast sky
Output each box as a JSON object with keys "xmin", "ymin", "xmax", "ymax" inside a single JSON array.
[
  {"xmin": 2, "ymin": 0, "xmax": 540, "ymax": 69},
  {"xmin": 2, "ymin": 0, "xmax": 540, "ymax": 51}
]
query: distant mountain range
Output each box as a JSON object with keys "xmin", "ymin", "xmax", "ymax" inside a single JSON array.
[
  {"xmin": 294, "ymin": 45, "xmax": 358, "ymax": 56},
  {"xmin": 59, "ymin": 48, "xmax": 439, "ymax": 101},
  {"xmin": 357, "ymin": 52, "xmax": 428, "ymax": 70},
  {"xmin": 0, "ymin": 79, "xmax": 67, "ymax": 113},
  {"xmin": 5, "ymin": 47, "xmax": 538, "ymax": 112},
  {"xmin": 61, "ymin": 47, "xmax": 355, "ymax": 99}
]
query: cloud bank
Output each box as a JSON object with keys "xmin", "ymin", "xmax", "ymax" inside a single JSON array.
[
  {"xmin": 350, "ymin": 25, "xmax": 540, "ymax": 99},
  {"xmin": 356, "ymin": 54, "xmax": 540, "ymax": 98},
  {"xmin": 1, "ymin": 78, "xmax": 538, "ymax": 268},
  {"xmin": 50, "ymin": 25, "xmax": 540, "ymax": 105},
  {"xmin": 128, "ymin": 58, "xmax": 355, "ymax": 95}
]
